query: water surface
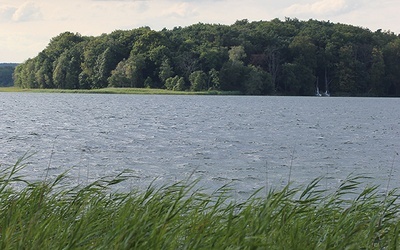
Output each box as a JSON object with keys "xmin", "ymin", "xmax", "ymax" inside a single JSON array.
[{"xmin": 1, "ymin": 93, "xmax": 399, "ymax": 197}]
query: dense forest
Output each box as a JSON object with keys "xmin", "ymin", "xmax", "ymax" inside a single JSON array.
[
  {"xmin": 0, "ymin": 63, "xmax": 18, "ymax": 87},
  {"xmin": 13, "ymin": 18, "xmax": 400, "ymax": 96}
]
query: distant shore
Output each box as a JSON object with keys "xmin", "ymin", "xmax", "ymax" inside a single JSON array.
[{"xmin": 0, "ymin": 86, "xmax": 241, "ymax": 95}]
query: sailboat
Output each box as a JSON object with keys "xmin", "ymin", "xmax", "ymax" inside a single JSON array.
[
  {"xmin": 322, "ymin": 72, "xmax": 330, "ymax": 96},
  {"xmin": 315, "ymin": 86, "xmax": 322, "ymax": 96},
  {"xmin": 322, "ymin": 90, "xmax": 330, "ymax": 97},
  {"xmin": 315, "ymin": 77, "xmax": 322, "ymax": 96},
  {"xmin": 315, "ymin": 70, "xmax": 331, "ymax": 97}
]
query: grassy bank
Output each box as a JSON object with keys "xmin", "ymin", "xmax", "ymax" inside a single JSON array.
[
  {"xmin": 1, "ymin": 158, "xmax": 400, "ymax": 249},
  {"xmin": 0, "ymin": 86, "xmax": 241, "ymax": 95}
]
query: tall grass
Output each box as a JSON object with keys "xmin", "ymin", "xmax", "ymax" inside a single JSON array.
[{"xmin": 1, "ymin": 157, "xmax": 400, "ymax": 249}]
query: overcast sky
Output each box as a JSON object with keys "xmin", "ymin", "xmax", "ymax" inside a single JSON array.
[{"xmin": 1, "ymin": 0, "xmax": 399, "ymax": 63}]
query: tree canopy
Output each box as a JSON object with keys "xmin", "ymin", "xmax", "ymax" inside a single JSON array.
[{"xmin": 13, "ymin": 19, "xmax": 400, "ymax": 96}]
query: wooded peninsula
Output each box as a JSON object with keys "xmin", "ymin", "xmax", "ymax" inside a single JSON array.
[{"xmin": 13, "ymin": 18, "xmax": 400, "ymax": 96}]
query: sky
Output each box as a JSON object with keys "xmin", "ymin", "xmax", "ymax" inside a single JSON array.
[{"xmin": 1, "ymin": 0, "xmax": 399, "ymax": 63}]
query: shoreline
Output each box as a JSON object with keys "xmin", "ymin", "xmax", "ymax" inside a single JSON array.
[{"xmin": 0, "ymin": 86, "xmax": 242, "ymax": 95}]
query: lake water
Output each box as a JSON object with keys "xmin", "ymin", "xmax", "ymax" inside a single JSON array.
[{"xmin": 1, "ymin": 93, "xmax": 399, "ymax": 198}]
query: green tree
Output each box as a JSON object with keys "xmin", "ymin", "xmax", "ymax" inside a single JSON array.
[
  {"xmin": 243, "ymin": 66, "xmax": 273, "ymax": 95},
  {"xmin": 189, "ymin": 70, "xmax": 207, "ymax": 91},
  {"xmin": 165, "ymin": 76, "xmax": 178, "ymax": 90},
  {"xmin": 198, "ymin": 46, "xmax": 227, "ymax": 72},
  {"xmin": 219, "ymin": 61, "xmax": 246, "ymax": 91},
  {"xmin": 383, "ymin": 39, "xmax": 400, "ymax": 96},
  {"xmin": 336, "ymin": 45, "xmax": 357, "ymax": 94},
  {"xmin": 45, "ymin": 32, "xmax": 84, "ymax": 60},
  {"xmin": 175, "ymin": 51, "xmax": 199, "ymax": 79},
  {"xmin": 175, "ymin": 77, "xmax": 186, "ymax": 91},
  {"xmin": 125, "ymin": 55, "xmax": 146, "ymax": 88},
  {"xmin": 13, "ymin": 64, "xmax": 23, "ymax": 88},
  {"xmin": 108, "ymin": 59, "xmax": 130, "ymax": 87},
  {"xmin": 11, "ymin": 18, "xmax": 400, "ymax": 96},
  {"xmin": 282, "ymin": 63, "xmax": 315, "ymax": 95},
  {"xmin": 35, "ymin": 59, "xmax": 53, "ymax": 88},
  {"xmin": 264, "ymin": 45, "xmax": 283, "ymax": 93},
  {"xmin": 14, "ymin": 59, "xmax": 37, "ymax": 88},
  {"xmin": 289, "ymin": 35, "xmax": 317, "ymax": 69},
  {"xmin": 52, "ymin": 46, "xmax": 82, "ymax": 89},
  {"xmin": 53, "ymin": 52, "xmax": 68, "ymax": 89},
  {"xmin": 165, "ymin": 75, "xmax": 185, "ymax": 91},
  {"xmin": 219, "ymin": 46, "xmax": 248, "ymax": 91},
  {"xmin": 144, "ymin": 77, "xmax": 154, "ymax": 88},
  {"xmin": 368, "ymin": 47, "xmax": 385, "ymax": 95},
  {"xmin": 92, "ymin": 47, "xmax": 115, "ymax": 88},
  {"xmin": 159, "ymin": 59, "xmax": 174, "ymax": 84},
  {"xmin": 208, "ymin": 68, "xmax": 220, "ymax": 90},
  {"xmin": 109, "ymin": 55, "xmax": 146, "ymax": 88},
  {"xmin": 228, "ymin": 46, "xmax": 246, "ymax": 62},
  {"xmin": 80, "ymin": 35, "xmax": 120, "ymax": 89}
]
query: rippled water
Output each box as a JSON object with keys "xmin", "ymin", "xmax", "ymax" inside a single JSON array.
[{"xmin": 1, "ymin": 93, "xmax": 399, "ymax": 197}]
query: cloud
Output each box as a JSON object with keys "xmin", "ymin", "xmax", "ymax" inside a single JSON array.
[
  {"xmin": 12, "ymin": 2, "xmax": 42, "ymax": 22},
  {"xmin": 92, "ymin": 0, "xmax": 147, "ymax": 1},
  {"xmin": 167, "ymin": 0, "xmax": 224, "ymax": 1},
  {"xmin": 0, "ymin": 6, "xmax": 17, "ymax": 21},
  {"xmin": 162, "ymin": 2, "xmax": 198, "ymax": 19},
  {"xmin": 284, "ymin": 0, "xmax": 353, "ymax": 17},
  {"xmin": 0, "ymin": 2, "xmax": 42, "ymax": 22}
]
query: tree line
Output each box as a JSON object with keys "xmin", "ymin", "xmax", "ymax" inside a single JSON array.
[
  {"xmin": 0, "ymin": 63, "xmax": 18, "ymax": 87},
  {"xmin": 13, "ymin": 18, "xmax": 400, "ymax": 96}
]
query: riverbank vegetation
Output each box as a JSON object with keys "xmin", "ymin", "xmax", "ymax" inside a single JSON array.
[
  {"xmin": 13, "ymin": 18, "xmax": 400, "ymax": 96},
  {"xmin": 0, "ymin": 86, "xmax": 240, "ymax": 95},
  {"xmin": 1, "ymin": 157, "xmax": 400, "ymax": 249}
]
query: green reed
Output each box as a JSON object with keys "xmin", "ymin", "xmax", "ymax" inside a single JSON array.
[{"xmin": 1, "ymin": 156, "xmax": 399, "ymax": 249}]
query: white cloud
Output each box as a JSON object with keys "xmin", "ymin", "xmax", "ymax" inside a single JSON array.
[
  {"xmin": 0, "ymin": 2, "xmax": 43, "ymax": 22},
  {"xmin": 92, "ymin": 0, "xmax": 147, "ymax": 1},
  {"xmin": 92, "ymin": 0, "xmax": 149, "ymax": 2},
  {"xmin": 162, "ymin": 2, "xmax": 198, "ymax": 19},
  {"xmin": 0, "ymin": 5, "xmax": 17, "ymax": 21},
  {"xmin": 284, "ymin": 0, "xmax": 352, "ymax": 17}
]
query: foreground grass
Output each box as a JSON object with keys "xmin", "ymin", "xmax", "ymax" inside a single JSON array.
[
  {"xmin": 1, "ymin": 158, "xmax": 400, "ymax": 249},
  {"xmin": 0, "ymin": 86, "xmax": 241, "ymax": 95}
]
